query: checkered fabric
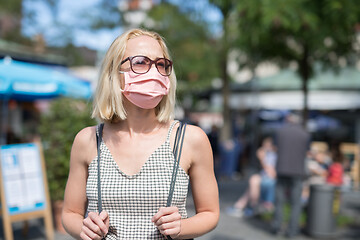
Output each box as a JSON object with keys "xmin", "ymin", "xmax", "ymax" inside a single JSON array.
[{"xmin": 86, "ymin": 121, "xmax": 190, "ymax": 239}]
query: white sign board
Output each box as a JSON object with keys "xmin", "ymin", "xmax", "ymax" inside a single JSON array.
[{"xmin": 0, "ymin": 143, "xmax": 46, "ymax": 215}]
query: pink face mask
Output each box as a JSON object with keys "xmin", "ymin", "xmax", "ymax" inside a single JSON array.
[{"xmin": 120, "ymin": 67, "xmax": 170, "ymax": 109}]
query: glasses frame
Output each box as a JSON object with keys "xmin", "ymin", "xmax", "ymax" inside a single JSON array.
[{"xmin": 120, "ymin": 55, "xmax": 173, "ymax": 76}]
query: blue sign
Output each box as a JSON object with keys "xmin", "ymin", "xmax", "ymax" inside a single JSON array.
[{"xmin": 0, "ymin": 143, "xmax": 46, "ymax": 215}]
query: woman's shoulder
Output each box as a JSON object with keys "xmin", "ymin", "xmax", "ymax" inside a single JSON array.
[
  {"xmin": 70, "ymin": 125, "xmax": 98, "ymax": 165},
  {"xmin": 72, "ymin": 125, "xmax": 97, "ymax": 150},
  {"xmin": 182, "ymin": 123, "xmax": 209, "ymax": 146}
]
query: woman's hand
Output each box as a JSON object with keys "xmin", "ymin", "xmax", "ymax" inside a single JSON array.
[
  {"xmin": 152, "ymin": 206, "xmax": 181, "ymax": 238},
  {"xmin": 80, "ymin": 211, "xmax": 109, "ymax": 240}
]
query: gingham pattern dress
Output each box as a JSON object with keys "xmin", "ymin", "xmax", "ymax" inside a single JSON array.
[{"xmin": 86, "ymin": 121, "xmax": 190, "ymax": 239}]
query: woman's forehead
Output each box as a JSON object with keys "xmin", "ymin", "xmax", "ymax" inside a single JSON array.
[{"xmin": 125, "ymin": 35, "xmax": 163, "ymax": 58}]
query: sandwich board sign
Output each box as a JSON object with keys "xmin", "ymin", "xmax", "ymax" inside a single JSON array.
[{"xmin": 0, "ymin": 142, "xmax": 54, "ymax": 240}]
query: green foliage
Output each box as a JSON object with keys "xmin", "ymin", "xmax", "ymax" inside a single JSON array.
[
  {"xmin": 260, "ymin": 204, "xmax": 357, "ymax": 229},
  {"xmin": 144, "ymin": 3, "xmax": 220, "ymax": 92},
  {"xmin": 233, "ymin": 0, "xmax": 360, "ymax": 74},
  {"xmin": 260, "ymin": 203, "xmax": 356, "ymax": 231},
  {"xmin": 210, "ymin": 0, "xmax": 360, "ymax": 128},
  {"xmin": 0, "ymin": 0, "xmax": 22, "ymax": 14},
  {"xmin": 336, "ymin": 214, "xmax": 356, "ymax": 227},
  {"xmin": 260, "ymin": 204, "xmax": 307, "ymax": 226},
  {"xmin": 0, "ymin": 0, "xmax": 33, "ymax": 43},
  {"xmin": 39, "ymin": 98, "xmax": 96, "ymax": 201}
]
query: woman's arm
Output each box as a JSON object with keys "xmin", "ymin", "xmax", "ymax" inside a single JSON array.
[
  {"xmin": 152, "ymin": 125, "xmax": 219, "ymax": 239},
  {"xmin": 256, "ymin": 148, "xmax": 276, "ymax": 179},
  {"xmin": 62, "ymin": 127, "xmax": 108, "ymax": 240},
  {"xmin": 256, "ymin": 148, "xmax": 266, "ymax": 169},
  {"xmin": 177, "ymin": 125, "xmax": 220, "ymax": 239}
]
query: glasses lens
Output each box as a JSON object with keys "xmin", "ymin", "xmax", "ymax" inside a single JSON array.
[
  {"xmin": 156, "ymin": 58, "xmax": 172, "ymax": 76},
  {"xmin": 131, "ymin": 56, "xmax": 151, "ymax": 74}
]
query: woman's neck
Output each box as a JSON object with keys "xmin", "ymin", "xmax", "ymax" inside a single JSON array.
[{"xmin": 109, "ymin": 106, "xmax": 164, "ymax": 136}]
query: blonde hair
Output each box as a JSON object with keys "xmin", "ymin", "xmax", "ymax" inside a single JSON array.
[{"xmin": 92, "ymin": 28, "xmax": 176, "ymax": 122}]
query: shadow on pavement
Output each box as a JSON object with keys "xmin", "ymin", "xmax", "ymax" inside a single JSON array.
[
  {"xmin": 242, "ymin": 216, "xmax": 273, "ymax": 235},
  {"xmin": 206, "ymin": 235, "xmax": 244, "ymax": 240},
  {"xmin": 0, "ymin": 218, "xmax": 47, "ymax": 240},
  {"xmin": 337, "ymin": 224, "xmax": 360, "ymax": 240}
]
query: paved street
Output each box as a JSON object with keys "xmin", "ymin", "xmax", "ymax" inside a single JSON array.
[
  {"xmin": 193, "ymin": 179, "xmax": 315, "ymax": 240},
  {"xmin": 194, "ymin": 179, "xmax": 360, "ymax": 240},
  {"xmin": 1, "ymin": 178, "xmax": 359, "ymax": 240}
]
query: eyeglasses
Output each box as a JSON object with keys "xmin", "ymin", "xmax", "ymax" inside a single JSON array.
[{"xmin": 120, "ymin": 55, "xmax": 173, "ymax": 76}]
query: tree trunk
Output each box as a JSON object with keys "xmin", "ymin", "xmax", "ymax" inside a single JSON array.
[
  {"xmin": 220, "ymin": 9, "xmax": 232, "ymax": 142},
  {"xmin": 221, "ymin": 54, "xmax": 231, "ymax": 141},
  {"xmin": 302, "ymin": 75, "xmax": 309, "ymax": 127},
  {"xmin": 299, "ymin": 45, "xmax": 310, "ymax": 127}
]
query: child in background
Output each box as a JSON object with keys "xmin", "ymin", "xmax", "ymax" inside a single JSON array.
[
  {"xmin": 301, "ymin": 147, "xmax": 330, "ymax": 205},
  {"xmin": 327, "ymin": 144, "xmax": 344, "ymax": 186}
]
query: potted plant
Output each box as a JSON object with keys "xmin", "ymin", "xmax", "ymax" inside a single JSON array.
[{"xmin": 39, "ymin": 98, "xmax": 96, "ymax": 233}]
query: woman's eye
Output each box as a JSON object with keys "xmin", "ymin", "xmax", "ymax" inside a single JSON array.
[
  {"xmin": 157, "ymin": 60, "xmax": 165, "ymax": 68},
  {"xmin": 134, "ymin": 60, "xmax": 146, "ymax": 65}
]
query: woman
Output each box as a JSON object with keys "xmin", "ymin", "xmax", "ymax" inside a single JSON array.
[
  {"xmin": 62, "ymin": 28, "xmax": 219, "ymax": 240},
  {"xmin": 226, "ymin": 136, "xmax": 277, "ymax": 217}
]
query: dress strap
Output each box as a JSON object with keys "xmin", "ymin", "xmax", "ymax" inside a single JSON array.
[
  {"xmin": 166, "ymin": 120, "xmax": 179, "ymax": 142},
  {"xmin": 96, "ymin": 123, "xmax": 104, "ymax": 214},
  {"xmin": 96, "ymin": 124, "xmax": 100, "ymax": 137}
]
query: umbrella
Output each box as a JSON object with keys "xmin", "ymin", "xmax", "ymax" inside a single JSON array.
[
  {"xmin": 0, "ymin": 57, "xmax": 93, "ymax": 144},
  {"xmin": 0, "ymin": 57, "xmax": 92, "ymax": 100}
]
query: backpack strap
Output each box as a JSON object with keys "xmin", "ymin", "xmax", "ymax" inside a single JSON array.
[
  {"xmin": 96, "ymin": 123, "xmax": 104, "ymax": 213},
  {"xmin": 167, "ymin": 121, "xmax": 186, "ymax": 207},
  {"xmin": 166, "ymin": 121, "xmax": 187, "ymax": 240}
]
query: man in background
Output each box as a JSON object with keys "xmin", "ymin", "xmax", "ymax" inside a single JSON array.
[{"xmin": 271, "ymin": 113, "xmax": 310, "ymax": 238}]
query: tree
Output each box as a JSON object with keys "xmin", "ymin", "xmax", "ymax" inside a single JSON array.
[
  {"xmin": 144, "ymin": 3, "xmax": 219, "ymax": 92},
  {"xmin": 0, "ymin": 0, "xmax": 34, "ymax": 44},
  {"xmin": 39, "ymin": 98, "xmax": 96, "ymax": 201},
  {"xmin": 233, "ymin": 0, "xmax": 360, "ymax": 125},
  {"xmin": 209, "ymin": 0, "xmax": 238, "ymax": 141}
]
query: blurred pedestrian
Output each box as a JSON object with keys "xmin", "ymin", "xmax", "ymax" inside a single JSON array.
[
  {"xmin": 226, "ymin": 136, "xmax": 277, "ymax": 217},
  {"xmin": 61, "ymin": 28, "xmax": 219, "ymax": 240},
  {"xmin": 327, "ymin": 143, "xmax": 344, "ymax": 187},
  {"xmin": 207, "ymin": 124, "xmax": 220, "ymax": 174},
  {"xmin": 271, "ymin": 113, "xmax": 310, "ymax": 238},
  {"xmin": 301, "ymin": 146, "xmax": 331, "ymax": 204},
  {"xmin": 218, "ymin": 135, "xmax": 243, "ymax": 180}
]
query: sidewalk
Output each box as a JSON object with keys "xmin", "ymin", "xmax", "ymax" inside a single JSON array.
[
  {"xmin": 1, "ymin": 178, "xmax": 359, "ymax": 239},
  {"xmin": 192, "ymin": 179, "xmax": 314, "ymax": 240},
  {"xmin": 195, "ymin": 178, "xmax": 360, "ymax": 240}
]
